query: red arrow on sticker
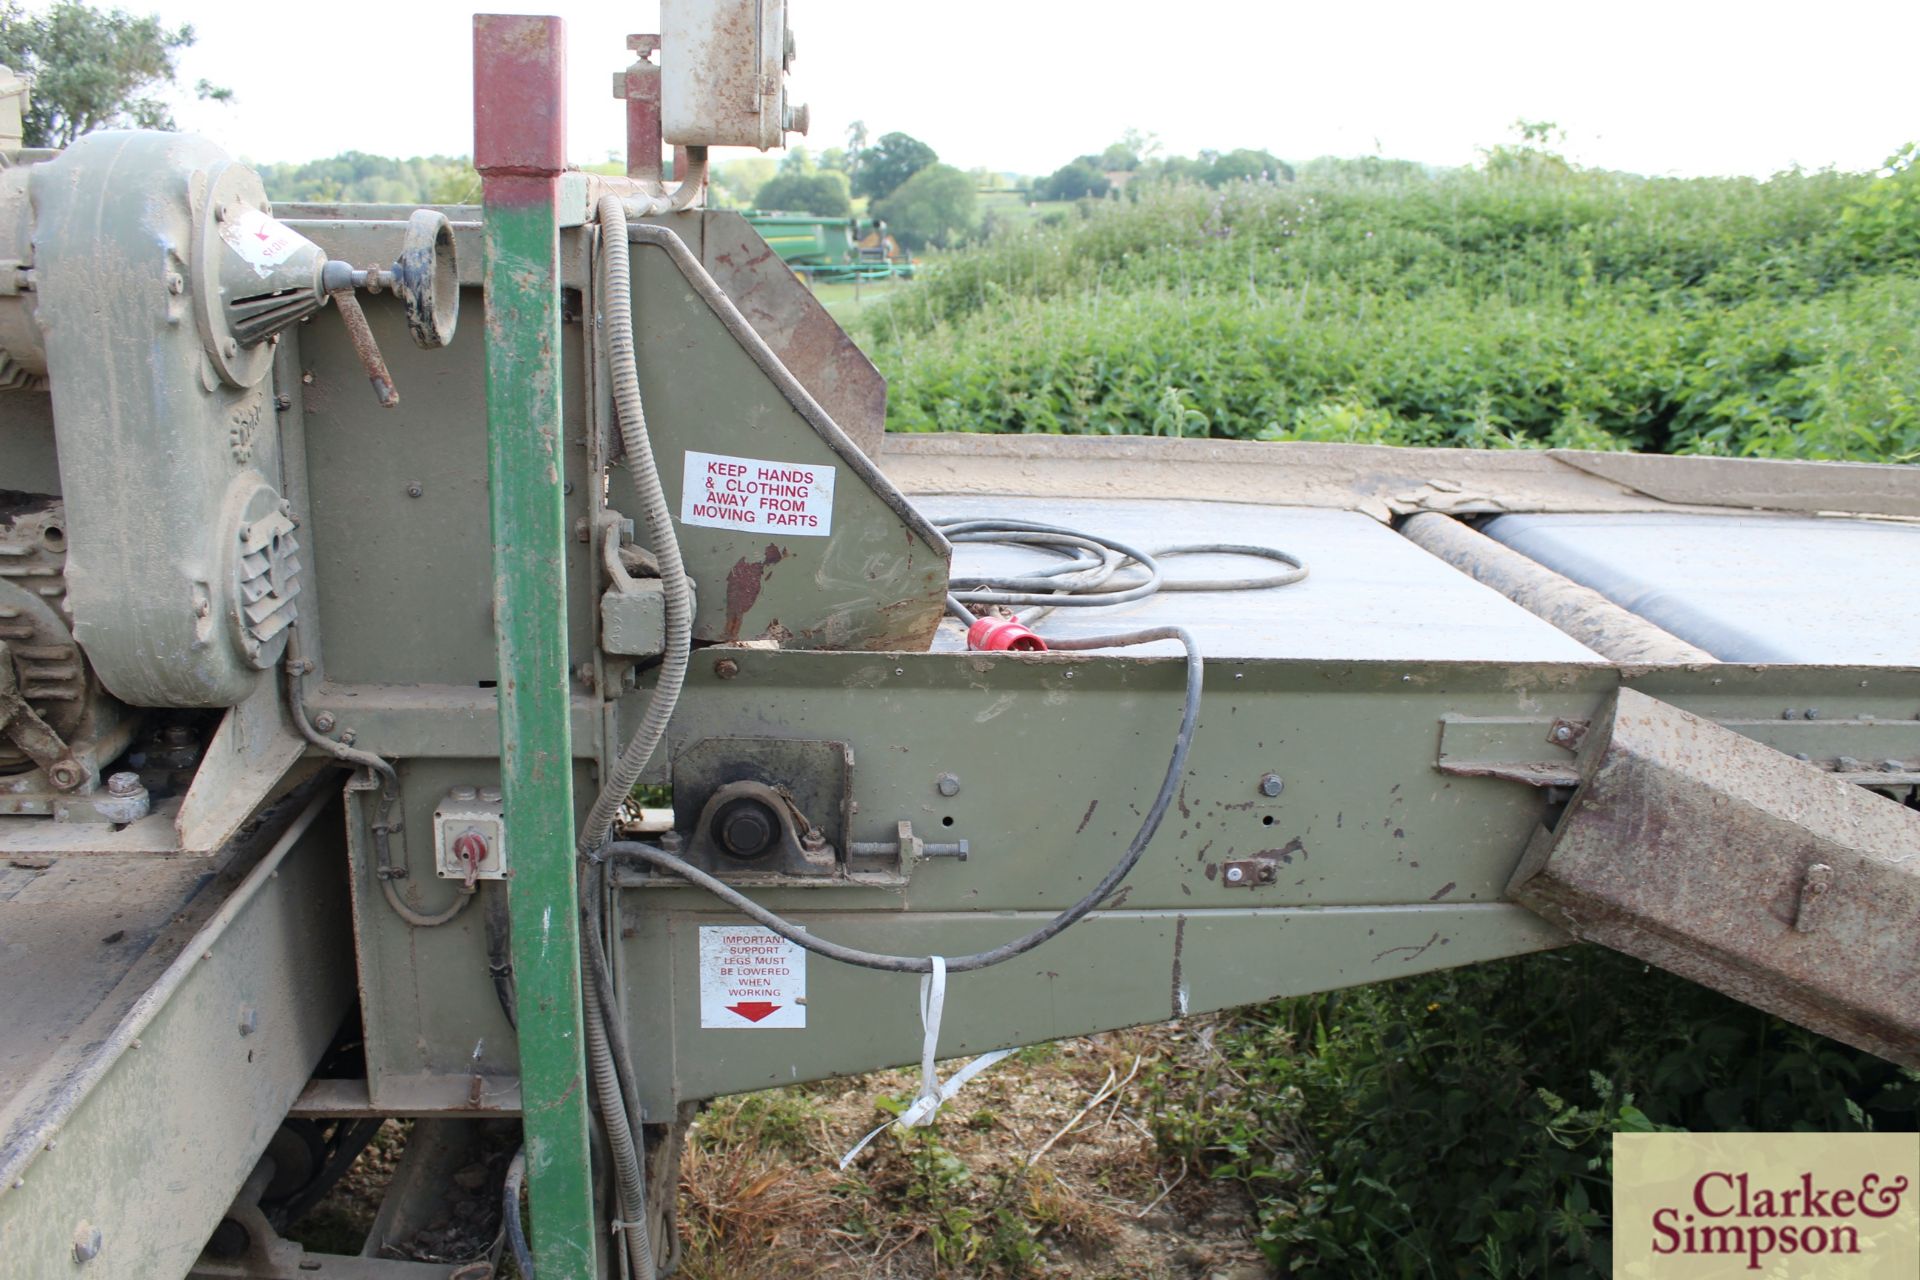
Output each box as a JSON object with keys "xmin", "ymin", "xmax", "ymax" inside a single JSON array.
[{"xmin": 726, "ymin": 1001, "xmax": 781, "ymax": 1023}]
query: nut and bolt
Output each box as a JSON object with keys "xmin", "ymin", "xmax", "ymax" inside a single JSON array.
[
  {"xmin": 106, "ymin": 772, "xmax": 142, "ymax": 798},
  {"xmin": 713, "ymin": 658, "xmax": 740, "ymax": 680},
  {"xmin": 801, "ymin": 827, "xmax": 828, "ymax": 855},
  {"xmin": 935, "ymin": 772, "xmax": 961, "ymax": 797},
  {"xmin": 405, "ymin": 481, "xmax": 424, "ymax": 498},
  {"xmin": 165, "ymin": 273, "xmax": 184, "ymax": 295},
  {"xmin": 1805, "ymin": 708, "xmax": 1820, "ymax": 720},
  {"xmin": 312, "ymin": 711, "xmax": 337, "ymax": 733},
  {"xmin": 72, "ymin": 1222, "xmax": 102, "ymax": 1264},
  {"xmin": 1224, "ymin": 865, "xmax": 1246, "ymax": 884},
  {"xmin": 1552, "ymin": 725, "xmax": 1573, "ymax": 742},
  {"xmin": 1258, "ymin": 773, "xmax": 1283, "ymax": 798},
  {"xmin": 48, "ymin": 762, "xmax": 81, "ymax": 788},
  {"xmin": 659, "ymin": 830, "xmax": 684, "ymax": 853}
]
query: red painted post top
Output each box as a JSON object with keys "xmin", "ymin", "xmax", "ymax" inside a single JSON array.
[{"xmin": 473, "ymin": 14, "xmax": 568, "ymax": 176}]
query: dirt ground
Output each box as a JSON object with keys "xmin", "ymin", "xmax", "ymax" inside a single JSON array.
[
  {"xmin": 674, "ymin": 1020, "xmax": 1267, "ymax": 1280},
  {"xmin": 295, "ymin": 1019, "xmax": 1269, "ymax": 1280}
]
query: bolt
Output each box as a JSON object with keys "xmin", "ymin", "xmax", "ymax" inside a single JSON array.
[
  {"xmin": 801, "ymin": 827, "xmax": 828, "ymax": 855},
  {"xmin": 165, "ymin": 273, "xmax": 184, "ymax": 295},
  {"xmin": 163, "ymin": 724, "xmax": 194, "ymax": 747},
  {"xmin": 1782, "ymin": 708, "xmax": 1799, "ymax": 720},
  {"xmin": 312, "ymin": 711, "xmax": 336, "ymax": 733},
  {"xmin": 106, "ymin": 772, "xmax": 141, "ymax": 798},
  {"xmin": 1258, "ymin": 773, "xmax": 1283, "ymax": 798},
  {"xmin": 1552, "ymin": 725, "xmax": 1573, "ymax": 742},
  {"xmin": 1881, "ymin": 759, "xmax": 1905, "ymax": 773},
  {"xmin": 658, "ymin": 830, "xmax": 684, "ymax": 854},
  {"xmin": 237, "ymin": 1006, "xmax": 258, "ymax": 1037},
  {"xmin": 1225, "ymin": 865, "xmax": 1246, "ymax": 884},
  {"xmin": 713, "ymin": 658, "xmax": 740, "ymax": 680},
  {"xmin": 274, "ymin": 394, "xmax": 292, "ymax": 411},
  {"xmin": 449, "ymin": 785, "xmax": 478, "ymax": 802},
  {"xmin": 935, "ymin": 772, "xmax": 961, "ymax": 797},
  {"xmin": 72, "ymin": 1222, "xmax": 102, "ymax": 1263},
  {"xmin": 48, "ymin": 763, "xmax": 80, "ymax": 788},
  {"xmin": 221, "ymin": 338, "xmax": 237, "ymax": 359},
  {"xmin": 405, "ymin": 481, "xmax": 424, "ymax": 498},
  {"xmin": 1805, "ymin": 708, "xmax": 1820, "ymax": 720}
]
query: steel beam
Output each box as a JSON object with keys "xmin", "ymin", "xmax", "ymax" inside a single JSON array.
[
  {"xmin": 473, "ymin": 15, "xmax": 598, "ymax": 1277},
  {"xmin": 1510, "ymin": 687, "xmax": 1920, "ymax": 1067}
]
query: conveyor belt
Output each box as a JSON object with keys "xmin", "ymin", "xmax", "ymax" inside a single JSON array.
[
  {"xmin": 1482, "ymin": 512, "xmax": 1920, "ymax": 664},
  {"xmin": 918, "ymin": 497, "xmax": 1603, "ymax": 663}
]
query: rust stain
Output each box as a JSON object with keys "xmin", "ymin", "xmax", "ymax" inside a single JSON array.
[
  {"xmin": 1260, "ymin": 837, "xmax": 1307, "ymax": 865},
  {"xmin": 722, "ymin": 543, "xmax": 789, "ymax": 642},
  {"xmin": 1429, "ymin": 881, "xmax": 1457, "ymax": 901},
  {"xmin": 1075, "ymin": 799, "xmax": 1098, "ymax": 834}
]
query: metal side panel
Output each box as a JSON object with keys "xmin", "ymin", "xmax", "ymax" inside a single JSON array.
[
  {"xmin": 0, "ymin": 792, "xmax": 353, "ymax": 1279},
  {"xmin": 1510, "ymin": 687, "xmax": 1920, "ymax": 1067}
]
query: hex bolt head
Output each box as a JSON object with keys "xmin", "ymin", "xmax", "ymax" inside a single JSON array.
[
  {"xmin": 312, "ymin": 711, "xmax": 337, "ymax": 733},
  {"xmin": 1258, "ymin": 773, "xmax": 1283, "ymax": 798},
  {"xmin": 935, "ymin": 772, "xmax": 961, "ymax": 797},
  {"xmin": 106, "ymin": 771, "xmax": 142, "ymax": 797},
  {"xmin": 72, "ymin": 1222, "xmax": 102, "ymax": 1263},
  {"xmin": 713, "ymin": 658, "xmax": 740, "ymax": 680},
  {"xmin": 1225, "ymin": 865, "xmax": 1246, "ymax": 884},
  {"xmin": 405, "ymin": 481, "xmax": 424, "ymax": 498},
  {"xmin": 1551, "ymin": 725, "xmax": 1572, "ymax": 742}
]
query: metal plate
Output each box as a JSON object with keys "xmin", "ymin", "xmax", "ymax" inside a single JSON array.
[{"xmin": 918, "ymin": 496, "xmax": 1604, "ymax": 662}]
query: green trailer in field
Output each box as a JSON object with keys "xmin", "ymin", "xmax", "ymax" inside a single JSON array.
[{"xmin": 743, "ymin": 210, "xmax": 914, "ymax": 281}]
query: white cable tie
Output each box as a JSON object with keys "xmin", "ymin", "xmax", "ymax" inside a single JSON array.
[{"xmin": 838, "ymin": 957, "xmax": 1014, "ymax": 1170}]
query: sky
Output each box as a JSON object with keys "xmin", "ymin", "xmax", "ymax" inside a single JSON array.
[{"xmin": 139, "ymin": 0, "xmax": 1919, "ymax": 179}]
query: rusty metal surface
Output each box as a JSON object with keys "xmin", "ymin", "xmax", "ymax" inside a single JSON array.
[
  {"xmin": 1399, "ymin": 512, "xmax": 1715, "ymax": 665},
  {"xmin": 878, "ymin": 433, "xmax": 1920, "ymax": 522},
  {"xmin": 698, "ymin": 210, "xmax": 888, "ymax": 457},
  {"xmin": 1509, "ymin": 687, "xmax": 1920, "ymax": 1067}
]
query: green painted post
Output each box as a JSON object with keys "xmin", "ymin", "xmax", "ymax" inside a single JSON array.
[{"xmin": 473, "ymin": 15, "xmax": 599, "ymax": 1276}]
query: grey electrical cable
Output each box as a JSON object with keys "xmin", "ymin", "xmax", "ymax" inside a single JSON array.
[
  {"xmin": 503, "ymin": 1149, "xmax": 534, "ymax": 1279},
  {"xmin": 579, "ymin": 194, "xmax": 694, "ymax": 854},
  {"xmin": 940, "ymin": 517, "xmax": 1308, "ymax": 622},
  {"xmin": 607, "ymin": 622, "xmax": 1201, "ymax": 974},
  {"xmin": 285, "ymin": 635, "xmax": 472, "ymax": 928}
]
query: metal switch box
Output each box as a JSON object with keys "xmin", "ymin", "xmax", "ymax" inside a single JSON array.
[
  {"xmin": 432, "ymin": 785, "xmax": 507, "ymax": 881},
  {"xmin": 661, "ymin": 0, "xmax": 805, "ymax": 150}
]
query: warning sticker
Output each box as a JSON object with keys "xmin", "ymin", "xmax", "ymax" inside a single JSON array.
[
  {"xmin": 681, "ymin": 450, "xmax": 835, "ymax": 537},
  {"xmin": 220, "ymin": 207, "xmax": 305, "ymax": 278},
  {"xmin": 699, "ymin": 925, "xmax": 807, "ymax": 1028}
]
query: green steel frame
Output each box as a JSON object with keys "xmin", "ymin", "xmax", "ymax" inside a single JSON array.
[{"xmin": 474, "ymin": 15, "xmax": 598, "ymax": 1275}]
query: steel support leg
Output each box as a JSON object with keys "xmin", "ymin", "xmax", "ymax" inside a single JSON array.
[{"xmin": 473, "ymin": 15, "xmax": 599, "ymax": 1276}]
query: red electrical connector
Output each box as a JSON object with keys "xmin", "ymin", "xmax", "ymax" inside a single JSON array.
[{"xmin": 966, "ymin": 617, "xmax": 1048, "ymax": 652}]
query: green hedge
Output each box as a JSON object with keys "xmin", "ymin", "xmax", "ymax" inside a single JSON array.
[{"xmin": 867, "ymin": 159, "xmax": 1920, "ymax": 461}]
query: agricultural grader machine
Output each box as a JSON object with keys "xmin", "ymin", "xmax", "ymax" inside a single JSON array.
[{"xmin": 0, "ymin": 3, "xmax": 1915, "ymax": 1276}]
